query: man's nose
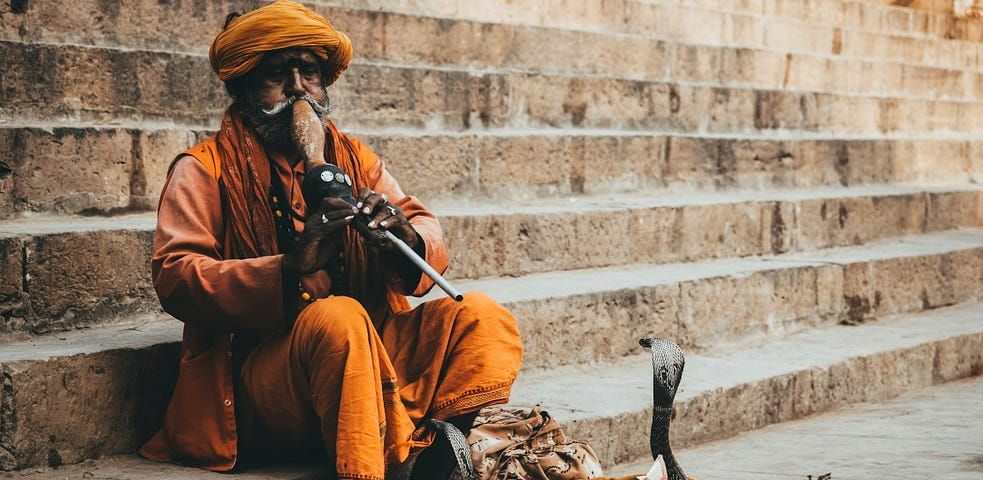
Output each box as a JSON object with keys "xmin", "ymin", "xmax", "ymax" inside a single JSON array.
[{"xmin": 286, "ymin": 68, "xmax": 306, "ymax": 95}]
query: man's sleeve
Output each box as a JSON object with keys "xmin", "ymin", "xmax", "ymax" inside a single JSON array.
[
  {"xmin": 151, "ymin": 156, "xmax": 288, "ymax": 332},
  {"xmin": 358, "ymin": 144, "xmax": 449, "ymax": 297}
]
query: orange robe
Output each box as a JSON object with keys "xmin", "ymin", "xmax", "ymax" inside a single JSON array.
[{"xmin": 140, "ymin": 125, "xmax": 522, "ymax": 480}]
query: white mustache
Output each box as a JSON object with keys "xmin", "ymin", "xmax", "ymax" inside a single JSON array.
[{"xmin": 261, "ymin": 95, "xmax": 330, "ymax": 116}]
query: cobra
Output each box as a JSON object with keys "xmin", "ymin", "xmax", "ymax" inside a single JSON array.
[{"xmin": 640, "ymin": 338, "xmax": 688, "ymax": 480}]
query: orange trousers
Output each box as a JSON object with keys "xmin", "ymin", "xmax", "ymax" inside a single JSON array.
[{"xmin": 239, "ymin": 292, "xmax": 522, "ymax": 480}]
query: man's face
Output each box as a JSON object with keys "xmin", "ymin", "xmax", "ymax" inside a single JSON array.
[
  {"xmin": 236, "ymin": 48, "xmax": 332, "ymax": 152},
  {"xmin": 250, "ymin": 48, "xmax": 326, "ymax": 108}
]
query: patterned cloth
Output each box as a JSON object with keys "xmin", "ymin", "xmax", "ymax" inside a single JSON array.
[{"xmin": 467, "ymin": 406, "xmax": 604, "ymax": 480}]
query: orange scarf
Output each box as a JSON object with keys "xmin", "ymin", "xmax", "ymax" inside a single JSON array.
[{"xmin": 214, "ymin": 106, "xmax": 389, "ymax": 314}]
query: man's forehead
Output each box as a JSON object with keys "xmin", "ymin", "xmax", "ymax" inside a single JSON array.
[{"xmin": 260, "ymin": 48, "xmax": 320, "ymax": 65}]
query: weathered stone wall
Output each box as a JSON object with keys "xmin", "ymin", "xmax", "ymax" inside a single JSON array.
[
  {"xmin": 882, "ymin": 0, "xmax": 954, "ymax": 14},
  {"xmin": 3, "ymin": 0, "xmax": 983, "ymax": 474},
  {"xmin": 955, "ymin": 0, "xmax": 983, "ymax": 17},
  {"xmin": 867, "ymin": 0, "xmax": 983, "ymax": 17}
]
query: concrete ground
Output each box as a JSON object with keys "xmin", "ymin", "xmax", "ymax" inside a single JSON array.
[{"xmin": 611, "ymin": 376, "xmax": 983, "ymax": 480}]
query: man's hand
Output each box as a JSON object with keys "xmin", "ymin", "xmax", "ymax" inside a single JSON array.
[
  {"xmin": 355, "ymin": 188, "xmax": 420, "ymax": 250},
  {"xmin": 283, "ymin": 197, "xmax": 357, "ymax": 275}
]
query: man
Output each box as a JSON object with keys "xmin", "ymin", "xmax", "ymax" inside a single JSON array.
[{"xmin": 138, "ymin": 2, "xmax": 523, "ymax": 479}]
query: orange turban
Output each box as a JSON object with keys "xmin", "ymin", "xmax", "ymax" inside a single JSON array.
[{"xmin": 208, "ymin": 0, "xmax": 353, "ymax": 85}]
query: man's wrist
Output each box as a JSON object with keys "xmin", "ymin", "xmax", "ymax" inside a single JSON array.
[
  {"xmin": 280, "ymin": 254, "xmax": 302, "ymax": 315},
  {"xmin": 384, "ymin": 228, "xmax": 427, "ymax": 292},
  {"xmin": 281, "ymin": 253, "xmax": 301, "ymax": 278}
]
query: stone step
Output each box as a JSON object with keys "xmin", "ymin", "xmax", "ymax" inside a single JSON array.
[
  {"xmin": 833, "ymin": 26, "xmax": 982, "ymax": 73},
  {"xmin": 316, "ymin": 0, "xmax": 983, "ymax": 44},
  {"xmin": 0, "ymin": 126, "xmax": 201, "ymax": 219},
  {"xmin": 6, "ymin": 0, "xmax": 980, "ymax": 76},
  {"xmin": 608, "ymin": 375, "xmax": 983, "ymax": 479},
  {"xmin": 3, "ymin": 297, "xmax": 980, "ymax": 474},
  {"xmin": 0, "ymin": 214, "xmax": 158, "ymax": 337},
  {"xmin": 3, "ymin": 187, "xmax": 981, "ymax": 336},
  {"xmin": 727, "ymin": 0, "xmax": 983, "ymax": 42},
  {"xmin": 863, "ymin": 0, "xmax": 953, "ymax": 15},
  {"xmin": 4, "ymin": 7, "xmax": 982, "ymax": 99},
  {"xmin": 676, "ymin": 42, "xmax": 982, "ymax": 102},
  {"xmin": 0, "ymin": 316, "xmax": 181, "ymax": 472},
  {"xmin": 438, "ymin": 185, "xmax": 983, "ymax": 281},
  {"xmin": 509, "ymin": 300, "xmax": 983, "ymax": 467},
  {"xmin": 668, "ymin": 0, "xmax": 983, "ymax": 44},
  {"xmin": 5, "ymin": 124, "xmax": 983, "ymax": 217},
  {"xmin": 4, "ymin": 41, "xmax": 983, "ymax": 134},
  {"xmin": 420, "ymin": 228, "xmax": 983, "ymax": 369},
  {"xmin": 6, "ymin": 455, "xmax": 327, "ymax": 479}
]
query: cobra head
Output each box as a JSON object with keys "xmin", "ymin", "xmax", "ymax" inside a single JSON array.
[{"xmin": 639, "ymin": 338, "xmax": 685, "ymax": 405}]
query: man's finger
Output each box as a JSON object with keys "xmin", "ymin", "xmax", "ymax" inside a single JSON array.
[
  {"xmin": 361, "ymin": 193, "xmax": 383, "ymax": 215},
  {"xmin": 354, "ymin": 187, "xmax": 373, "ymax": 209},
  {"xmin": 377, "ymin": 205, "xmax": 403, "ymax": 229},
  {"xmin": 321, "ymin": 196, "xmax": 357, "ymax": 211},
  {"xmin": 317, "ymin": 207, "xmax": 357, "ymax": 222},
  {"xmin": 309, "ymin": 214, "xmax": 354, "ymax": 235}
]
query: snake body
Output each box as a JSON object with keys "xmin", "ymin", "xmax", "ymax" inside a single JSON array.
[
  {"xmin": 422, "ymin": 418, "xmax": 475, "ymax": 480},
  {"xmin": 640, "ymin": 338, "xmax": 687, "ymax": 480}
]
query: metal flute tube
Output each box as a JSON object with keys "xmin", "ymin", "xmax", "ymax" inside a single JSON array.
[
  {"xmin": 289, "ymin": 102, "xmax": 461, "ymax": 301},
  {"xmin": 383, "ymin": 230, "xmax": 463, "ymax": 302}
]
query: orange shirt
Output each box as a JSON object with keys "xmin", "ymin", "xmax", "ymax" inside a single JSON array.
[{"xmin": 140, "ymin": 132, "xmax": 448, "ymax": 470}]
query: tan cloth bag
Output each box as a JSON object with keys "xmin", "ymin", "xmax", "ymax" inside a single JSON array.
[{"xmin": 467, "ymin": 406, "xmax": 604, "ymax": 480}]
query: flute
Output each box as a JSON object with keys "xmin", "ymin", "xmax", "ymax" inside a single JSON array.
[{"xmin": 292, "ymin": 100, "xmax": 464, "ymax": 302}]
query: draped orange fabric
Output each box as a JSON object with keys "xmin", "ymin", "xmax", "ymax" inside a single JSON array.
[
  {"xmin": 212, "ymin": 105, "xmax": 401, "ymax": 316},
  {"xmin": 209, "ymin": 0, "xmax": 353, "ymax": 84},
  {"xmin": 242, "ymin": 292, "xmax": 522, "ymax": 479},
  {"xmin": 140, "ymin": 107, "xmax": 523, "ymax": 476},
  {"xmin": 144, "ymin": 3, "xmax": 523, "ymax": 475}
]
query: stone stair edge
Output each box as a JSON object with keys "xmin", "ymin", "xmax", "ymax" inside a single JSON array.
[
  {"xmin": 6, "ymin": 125, "xmax": 983, "ymax": 220},
  {"xmin": 345, "ymin": 47, "xmax": 983, "ymax": 102},
  {"xmin": 4, "ymin": 44, "xmax": 982, "ymax": 135},
  {"xmin": 4, "ymin": 299, "xmax": 981, "ymax": 475},
  {"xmin": 3, "ymin": 282, "xmax": 980, "ymax": 386},
  {"xmin": 0, "ymin": 212, "xmax": 157, "ymax": 236},
  {"xmin": 311, "ymin": 0, "xmax": 983, "ymax": 76},
  {"xmin": 306, "ymin": 0, "xmax": 983, "ymax": 44},
  {"xmin": 15, "ymin": 120, "xmax": 983, "ymax": 141},
  {"xmin": 4, "ymin": 0, "xmax": 980, "ymax": 50},
  {"xmin": 2, "ymin": 185, "xmax": 978, "ymax": 338},
  {"xmin": 2, "ymin": 39, "xmax": 981, "ymax": 113},
  {"xmin": 443, "ymin": 227, "xmax": 983, "ymax": 366},
  {"xmin": 5, "ymin": 218, "xmax": 980, "ymax": 358},
  {"xmin": 3, "ymin": 455, "xmax": 326, "ymax": 480},
  {"xmin": 4, "ymin": 225, "xmax": 982, "ymax": 359},
  {"xmin": 2, "ymin": 182, "xmax": 981, "ymax": 234},
  {"xmin": 422, "ymin": 228, "xmax": 983, "ymax": 306},
  {"xmin": 5, "ymin": 76, "xmax": 983, "ymax": 145},
  {"xmin": 417, "ymin": 227, "xmax": 983, "ymax": 369},
  {"xmin": 0, "ymin": 313, "xmax": 177, "ymax": 363},
  {"xmin": 307, "ymin": 0, "xmax": 983, "ymax": 49},
  {"xmin": 4, "ymin": 6, "xmax": 982, "ymax": 82},
  {"xmin": 711, "ymin": 0, "xmax": 983, "ymax": 38},
  {"xmin": 512, "ymin": 300, "xmax": 983, "ymax": 418},
  {"xmin": 668, "ymin": 0, "xmax": 983, "ymax": 42},
  {"xmin": 510, "ymin": 299, "xmax": 983, "ymax": 465},
  {"xmin": 2, "ymin": 184, "xmax": 980, "ymax": 291}
]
